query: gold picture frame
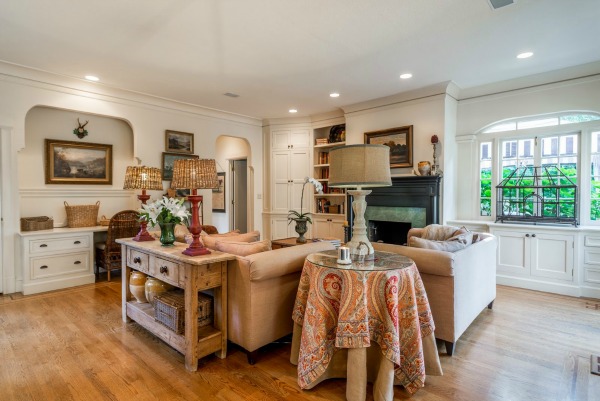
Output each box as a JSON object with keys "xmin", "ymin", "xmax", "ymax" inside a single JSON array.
[
  {"xmin": 161, "ymin": 152, "xmax": 199, "ymax": 181},
  {"xmin": 364, "ymin": 125, "xmax": 413, "ymax": 168},
  {"xmin": 45, "ymin": 139, "xmax": 112, "ymax": 185},
  {"xmin": 165, "ymin": 130, "xmax": 194, "ymax": 154},
  {"xmin": 212, "ymin": 172, "xmax": 225, "ymax": 213}
]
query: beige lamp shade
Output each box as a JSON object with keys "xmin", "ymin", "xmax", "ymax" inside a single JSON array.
[
  {"xmin": 171, "ymin": 159, "xmax": 219, "ymax": 190},
  {"xmin": 123, "ymin": 166, "xmax": 163, "ymax": 190},
  {"xmin": 329, "ymin": 144, "xmax": 392, "ymax": 188}
]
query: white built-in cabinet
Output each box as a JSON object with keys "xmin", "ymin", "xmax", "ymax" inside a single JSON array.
[
  {"xmin": 313, "ymin": 216, "xmax": 345, "ymax": 240},
  {"xmin": 269, "ymin": 128, "xmax": 311, "ymax": 239}
]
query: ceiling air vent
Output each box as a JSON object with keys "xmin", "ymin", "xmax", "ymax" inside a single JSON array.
[
  {"xmin": 488, "ymin": 0, "xmax": 514, "ymax": 10},
  {"xmin": 224, "ymin": 92, "xmax": 239, "ymax": 98}
]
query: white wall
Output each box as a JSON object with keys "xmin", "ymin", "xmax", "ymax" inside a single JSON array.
[
  {"xmin": 0, "ymin": 63, "xmax": 263, "ymax": 294},
  {"xmin": 455, "ymin": 74, "xmax": 600, "ymax": 220}
]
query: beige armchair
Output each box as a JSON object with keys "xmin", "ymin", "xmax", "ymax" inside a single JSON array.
[
  {"xmin": 373, "ymin": 228, "xmax": 497, "ymax": 355},
  {"xmin": 227, "ymin": 241, "xmax": 336, "ymax": 364}
]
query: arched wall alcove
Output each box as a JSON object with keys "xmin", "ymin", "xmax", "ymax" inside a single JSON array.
[
  {"xmin": 20, "ymin": 106, "xmax": 138, "ymax": 226},
  {"xmin": 213, "ymin": 135, "xmax": 252, "ymax": 232}
]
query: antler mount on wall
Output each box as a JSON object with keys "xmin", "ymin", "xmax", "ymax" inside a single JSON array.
[{"xmin": 73, "ymin": 118, "xmax": 89, "ymax": 139}]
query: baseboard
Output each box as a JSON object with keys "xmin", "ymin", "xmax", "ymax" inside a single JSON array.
[
  {"xmin": 22, "ymin": 274, "xmax": 95, "ymax": 295},
  {"xmin": 497, "ymin": 275, "xmax": 581, "ymax": 297}
]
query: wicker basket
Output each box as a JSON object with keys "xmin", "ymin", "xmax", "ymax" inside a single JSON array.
[
  {"xmin": 154, "ymin": 290, "xmax": 213, "ymax": 334},
  {"xmin": 64, "ymin": 201, "xmax": 100, "ymax": 228},
  {"xmin": 20, "ymin": 216, "xmax": 54, "ymax": 231},
  {"xmin": 98, "ymin": 215, "xmax": 110, "ymax": 226}
]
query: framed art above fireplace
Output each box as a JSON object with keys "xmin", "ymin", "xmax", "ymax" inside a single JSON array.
[{"xmin": 364, "ymin": 125, "xmax": 413, "ymax": 168}]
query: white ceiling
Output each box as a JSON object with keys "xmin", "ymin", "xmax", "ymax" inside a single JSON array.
[{"xmin": 1, "ymin": 0, "xmax": 599, "ymax": 119}]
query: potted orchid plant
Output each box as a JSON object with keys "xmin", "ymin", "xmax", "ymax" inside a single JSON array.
[
  {"xmin": 139, "ymin": 197, "xmax": 191, "ymax": 246},
  {"xmin": 288, "ymin": 177, "xmax": 324, "ymax": 243}
]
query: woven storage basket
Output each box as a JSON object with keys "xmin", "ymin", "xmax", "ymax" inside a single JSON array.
[
  {"xmin": 20, "ymin": 216, "xmax": 54, "ymax": 231},
  {"xmin": 154, "ymin": 290, "xmax": 213, "ymax": 334},
  {"xmin": 98, "ymin": 215, "xmax": 110, "ymax": 226},
  {"xmin": 64, "ymin": 201, "xmax": 100, "ymax": 228}
]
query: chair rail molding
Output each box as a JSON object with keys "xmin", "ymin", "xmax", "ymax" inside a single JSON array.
[{"xmin": 19, "ymin": 188, "xmax": 136, "ymax": 198}]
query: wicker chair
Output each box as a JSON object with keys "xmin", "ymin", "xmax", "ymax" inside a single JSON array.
[{"xmin": 95, "ymin": 210, "xmax": 140, "ymax": 281}]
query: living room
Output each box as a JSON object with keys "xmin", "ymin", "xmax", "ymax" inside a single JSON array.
[{"xmin": 1, "ymin": 1, "xmax": 600, "ymax": 400}]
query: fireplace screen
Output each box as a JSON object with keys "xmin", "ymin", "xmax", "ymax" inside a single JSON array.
[{"xmin": 495, "ymin": 165, "xmax": 578, "ymax": 226}]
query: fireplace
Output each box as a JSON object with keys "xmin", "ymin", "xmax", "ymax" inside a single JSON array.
[{"xmin": 347, "ymin": 176, "xmax": 441, "ymax": 245}]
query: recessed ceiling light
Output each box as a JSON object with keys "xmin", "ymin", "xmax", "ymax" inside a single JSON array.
[
  {"xmin": 517, "ymin": 52, "xmax": 533, "ymax": 59},
  {"xmin": 400, "ymin": 73, "xmax": 413, "ymax": 80},
  {"xmin": 330, "ymin": 93, "xmax": 340, "ymax": 98},
  {"xmin": 289, "ymin": 109, "xmax": 298, "ymax": 113},
  {"xmin": 84, "ymin": 75, "xmax": 100, "ymax": 82}
]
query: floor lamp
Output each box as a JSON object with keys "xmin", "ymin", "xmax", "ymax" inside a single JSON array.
[
  {"xmin": 328, "ymin": 144, "xmax": 391, "ymax": 257},
  {"xmin": 123, "ymin": 166, "xmax": 163, "ymax": 241},
  {"xmin": 171, "ymin": 158, "xmax": 219, "ymax": 256}
]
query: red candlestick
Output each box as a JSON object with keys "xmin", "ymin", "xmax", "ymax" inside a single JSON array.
[
  {"xmin": 133, "ymin": 189, "xmax": 155, "ymax": 242},
  {"xmin": 182, "ymin": 189, "xmax": 210, "ymax": 256}
]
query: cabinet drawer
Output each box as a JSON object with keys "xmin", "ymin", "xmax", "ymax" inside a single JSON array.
[
  {"xmin": 584, "ymin": 235, "xmax": 600, "ymax": 248},
  {"xmin": 31, "ymin": 252, "xmax": 89, "ymax": 279},
  {"xmin": 127, "ymin": 249, "xmax": 150, "ymax": 273},
  {"xmin": 29, "ymin": 236, "xmax": 89, "ymax": 254},
  {"xmin": 151, "ymin": 257, "xmax": 180, "ymax": 287},
  {"xmin": 197, "ymin": 262, "xmax": 223, "ymax": 290},
  {"xmin": 584, "ymin": 249, "xmax": 600, "ymax": 266},
  {"xmin": 584, "ymin": 269, "xmax": 600, "ymax": 284}
]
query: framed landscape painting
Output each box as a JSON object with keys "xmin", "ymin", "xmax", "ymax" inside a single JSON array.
[
  {"xmin": 165, "ymin": 130, "xmax": 194, "ymax": 154},
  {"xmin": 364, "ymin": 125, "xmax": 413, "ymax": 168},
  {"xmin": 45, "ymin": 139, "xmax": 112, "ymax": 184},
  {"xmin": 162, "ymin": 152, "xmax": 199, "ymax": 181}
]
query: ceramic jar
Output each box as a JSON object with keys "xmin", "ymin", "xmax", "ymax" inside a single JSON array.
[
  {"xmin": 129, "ymin": 271, "xmax": 148, "ymax": 303},
  {"xmin": 417, "ymin": 161, "xmax": 432, "ymax": 176},
  {"xmin": 145, "ymin": 277, "xmax": 174, "ymax": 306}
]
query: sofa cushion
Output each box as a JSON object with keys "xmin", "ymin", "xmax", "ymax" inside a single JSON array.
[
  {"xmin": 409, "ymin": 236, "xmax": 469, "ymax": 252},
  {"xmin": 201, "ymin": 229, "xmax": 240, "ymax": 237},
  {"xmin": 201, "ymin": 230, "xmax": 261, "ymax": 250},
  {"xmin": 215, "ymin": 239, "xmax": 271, "ymax": 256}
]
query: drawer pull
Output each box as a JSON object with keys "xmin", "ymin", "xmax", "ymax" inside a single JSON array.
[
  {"xmin": 74, "ymin": 240, "xmax": 81, "ymax": 244},
  {"xmin": 40, "ymin": 265, "xmax": 48, "ymax": 269},
  {"xmin": 531, "ymin": 234, "xmax": 536, "ymax": 238},
  {"xmin": 74, "ymin": 261, "xmax": 81, "ymax": 265},
  {"xmin": 40, "ymin": 244, "xmax": 48, "ymax": 248},
  {"xmin": 525, "ymin": 234, "xmax": 530, "ymax": 237},
  {"xmin": 159, "ymin": 266, "xmax": 169, "ymax": 274},
  {"xmin": 133, "ymin": 256, "xmax": 141, "ymax": 264}
]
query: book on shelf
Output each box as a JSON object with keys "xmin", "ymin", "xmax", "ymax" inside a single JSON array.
[
  {"xmin": 318, "ymin": 152, "xmax": 329, "ymax": 164},
  {"xmin": 315, "ymin": 138, "xmax": 328, "ymax": 145}
]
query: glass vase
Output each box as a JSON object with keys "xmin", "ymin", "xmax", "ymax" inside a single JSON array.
[{"xmin": 158, "ymin": 222, "xmax": 176, "ymax": 246}]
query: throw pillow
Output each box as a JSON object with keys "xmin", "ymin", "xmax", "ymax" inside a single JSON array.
[
  {"xmin": 215, "ymin": 239, "xmax": 271, "ymax": 256},
  {"xmin": 174, "ymin": 224, "xmax": 190, "ymax": 243},
  {"xmin": 201, "ymin": 230, "xmax": 261, "ymax": 250},
  {"xmin": 421, "ymin": 224, "xmax": 460, "ymax": 241},
  {"xmin": 201, "ymin": 229, "xmax": 240, "ymax": 237},
  {"xmin": 409, "ymin": 236, "xmax": 469, "ymax": 252}
]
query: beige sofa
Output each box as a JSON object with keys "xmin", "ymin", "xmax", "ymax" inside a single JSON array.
[
  {"xmin": 227, "ymin": 240, "xmax": 336, "ymax": 364},
  {"xmin": 373, "ymin": 228, "xmax": 497, "ymax": 355}
]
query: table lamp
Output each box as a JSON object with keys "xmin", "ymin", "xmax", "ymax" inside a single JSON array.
[
  {"xmin": 329, "ymin": 144, "xmax": 391, "ymax": 258},
  {"xmin": 171, "ymin": 158, "xmax": 219, "ymax": 256},
  {"xmin": 123, "ymin": 165, "xmax": 163, "ymax": 241}
]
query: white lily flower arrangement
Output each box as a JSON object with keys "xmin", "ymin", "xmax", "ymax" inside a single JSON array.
[
  {"xmin": 287, "ymin": 177, "xmax": 324, "ymax": 224},
  {"xmin": 139, "ymin": 196, "xmax": 191, "ymax": 227}
]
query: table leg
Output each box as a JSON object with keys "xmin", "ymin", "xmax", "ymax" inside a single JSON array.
[
  {"xmin": 121, "ymin": 244, "xmax": 131, "ymax": 323},
  {"xmin": 346, "ymin": 348, "xmax": 367, "ymax": 401},
  {"xmin": 184, "ymin": 268, "xmax": 199, "ymax": 372}
]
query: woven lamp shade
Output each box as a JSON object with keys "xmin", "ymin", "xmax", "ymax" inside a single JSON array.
[
  {"xmin": 123, "ymin": 166, "xmax": 163, "ymax": 190},
  {"xmin": 171, "ymin": 159, "xmax": 219, "ymax": 190},
  {"xmin": 329, "ymin": 144, "xmax": 392, "ymax": 188}
]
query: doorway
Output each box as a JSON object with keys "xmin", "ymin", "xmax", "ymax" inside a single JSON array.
[{"xmin": 230, "ymin": 159, "xmax": 247, "ymax": 233}]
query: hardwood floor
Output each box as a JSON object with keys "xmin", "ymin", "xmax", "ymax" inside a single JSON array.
[{"xmin": 1, "ymin": 280, "xmax": 599, "ymax": 401}]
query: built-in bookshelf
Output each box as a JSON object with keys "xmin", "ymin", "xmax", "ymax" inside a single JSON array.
[{"xmin": 313, "ymin": 124, "xmax": 347, "ymax": 217}]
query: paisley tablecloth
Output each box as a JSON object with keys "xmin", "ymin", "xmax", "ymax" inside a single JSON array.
[{"xmin": 292, "ymin": 256, "xmax": 436, "ymax": 395}]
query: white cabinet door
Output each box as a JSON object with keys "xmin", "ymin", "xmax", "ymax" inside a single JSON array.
[
  {"xmin": 330, "ymin": 219, "xmax": 346, "ymax": 241},
  {"xmin": 312, "ymin": 216, "xmax": 345, "ymax": 241},
  {"xmin": 312, "ymin": 217, "xmax": 330, "ymax": 239},
  {"xmin": 494, "ymin": 229, "xmax": 530, "ymax": 276},
  {"xmin": 272, "ymin": 151, "xmax": 291, "ymax": 213},
  {"xmin": 290, "ymin": 129, "xmax": 310, "ymax": 148},
  {"xmin": 531, "ymin": 233, "xmax": 574, "ymax": 281},
  {"xmin": 290, "ymin": 149, "xmax": 310, "ymax": 212},
  {"xmin": 272, "ymin": 130, "xmax": 291, "ymax": 150},
  {"xmin": 271, "ymin": 216, "xmax": 293, "ymax": 240}
]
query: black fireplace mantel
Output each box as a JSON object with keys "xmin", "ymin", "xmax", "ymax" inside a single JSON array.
[{"xmin": 347, "ymin": 175, "xmax": 442, "ymax": 230}]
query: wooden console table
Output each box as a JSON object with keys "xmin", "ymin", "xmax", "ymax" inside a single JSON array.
[
  {"xmin": 117, "ymin": 238, "xmax": 235, "ymax": 371},
  {"xmin": 271, "ymin": 237, "xmax": 312, "ymax": 249}
]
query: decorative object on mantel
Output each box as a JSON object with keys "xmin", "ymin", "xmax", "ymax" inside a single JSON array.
[
  {"xmin": 431, "ymin": 134, "xmax": 443, "ymax": 176},
  {"xmin": 417, "ymin": 161, "xmax": 432, "ymax": 176},
  {"xmin": 329, "ymin": 144, "xmax": 392, "ymax": 258},
  {"xmin": 171, "ymin": 158, "xmax": 219, "ymax": 256},
  {"xmin": 45, "ymin": 139, "xmax": 112, "ymax": 185},
  {"xmin": 129, "ymin": 271, "xmax": 148, "ymax": 303},
  {"xmin": 73, "ymin": 118, "xmax": 88, "ymax": 139},
  {"xmin": 364, "ymin": 125, "xmax": 413, "ymax": 168},
  {"xmin": 64, "ymin": 201, "xmax": 100, "ymax": 228},
  {"xmin": 139, "ymin": 196, "xmax": 191, "ymax": 246},
  {"xmin": 20, "ymin": 216, "xmax": 54, "ymax": 231},
  {"xmin": 287, "ymin": 177, "xmax": 323, "ymax": 243},
  {"xmin": 123, "ymin": 166, "xmax": 164, "ymax": 241}
]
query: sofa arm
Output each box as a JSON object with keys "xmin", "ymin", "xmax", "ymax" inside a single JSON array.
[
  {"xmin": 372, "ymin": 242, "xmax": 456, "ymax": 277},
  {"xmin": 241, "ymin": 241, "xmax": 336, "ymax": 282}
]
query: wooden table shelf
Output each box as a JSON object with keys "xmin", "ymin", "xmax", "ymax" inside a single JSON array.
[{"xmin": 118, "ymin": 239, "xmax": 235, "ymax": 371}]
